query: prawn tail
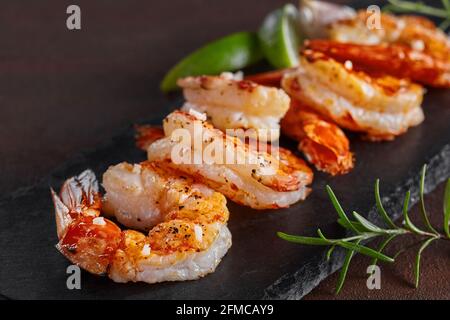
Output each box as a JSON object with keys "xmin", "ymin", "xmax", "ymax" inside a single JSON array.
[
  {"xmin": 51, "ymin": 188, "xmax": 72, "ymax": 240},
  {"xmin": 51, "ymin": 170, "xmax": 122, "ymax": 275},
  {"xmin": 51, "ymin": 169, "xmax": 100, "ymax": 238},
  {"xmin": 299, "ymin": 117, "xmax": 354, "ymax": 176}
]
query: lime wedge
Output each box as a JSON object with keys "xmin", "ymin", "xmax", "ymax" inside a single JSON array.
[
  {"xmin": 160, "ymin": 32, "xmax": 263, "ymax": 93},
  {"xmin": 258, "ymin": 4, "xmax": 302, "ymax": 69}
]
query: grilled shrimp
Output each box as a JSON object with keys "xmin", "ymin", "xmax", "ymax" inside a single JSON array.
[
  {"xmin": 300, "ymin": 1, "xmax": 450, "ymax": 61},
  {"xmin": 298, "ymin": 0, "xmax": 356, "ymax": 39},
  {"xmin": 244, "ymin": 69, "xmax": 354, "ymax": 175},
  {"xmin": 306, "ymin": 39, "xmax": 450, "ymax": 88},
  {"xmin": 282, "ymin": 49, "xmax": 425, "ymax": 141},
  {"xmin": 281, "ymin": 101, "xmax": 353, "ymax": 175},
  {"xmin": 299, "ymin": 1, "xmax": 450, "ymax": 87},
  {"xmin": 328, "ymin": 10, "xmax": 450, "ymax": 63},
  {"xmin": 103, "ymin": 161, "xmax": 227, "ymax": 231},
  {"xmin": 177, "ymin": 72, "xmax": 291, "ymax": 142},
  {"xmin": 52, "ymin": 166, "xmax": 231, "ymax": 283},
  {"xmin": 145, "ymin": 110, "xmax": 313, "ymax": 209}
]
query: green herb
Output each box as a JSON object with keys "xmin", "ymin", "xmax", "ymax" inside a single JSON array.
[
  {"xmin": 419, "ymin": 165, "xmax": 439, "ymax": 235},
  {"xmin": 444, "ymin": 178, "xmax": 450, "ymax": 237},
  {"xmin": 278, "ymin": 165, "xmax": 450, "ymax": 294},
  {"xmin": 384, "ymin": 0, "xmax": 450, "ymax": 32}
]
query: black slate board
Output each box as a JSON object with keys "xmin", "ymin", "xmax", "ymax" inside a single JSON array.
[{"xmin": 0, "ymin": 88, "xmax": 449, "ymax": 299}]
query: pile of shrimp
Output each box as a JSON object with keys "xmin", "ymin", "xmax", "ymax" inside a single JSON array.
[
  {"xmin": 329, "ymin": 10, "xmax": 450, "ymax": 66},
  {"xmin": 52, "ymin": 81, "xmax": 315, "ymax": 284},
  {"xmin": 300, "ymin": 0, "xmax": 450, "ymax": 88},
  {"xmin": 176, "ymin": 72, "xmax": 351, "ymax": 175},
  {"xmin": 51, "ymin": 0, "xmax": 450, "ymax": 285},
  {"xmin": 286, "ymin": 1, "xmax": 449, "ymax": 143},
  {"xmin": 250, "ymin": 1, "xmax": 449, "ymax": 149}
]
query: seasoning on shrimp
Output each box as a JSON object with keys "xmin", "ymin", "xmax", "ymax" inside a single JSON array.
[
  {"xmin": 282, "ymin": 48, "xmax": 425, "ymax": 141},
  {"xmin": 144, "ymin": 111, "xmax": 313, "ymax": 209},
  {"xmin": 298, "ymin": 1, "xmax": 450, "ymax": 88},
  {"xmin": 178, "ymin": 72, "xmax": 291, "ymax": 142},
  {"xmin": 306, "ymin": 39, "xmax": 450, "ymax": 89},
  {"xmin": 52, "ymin": 167, "xmax": 231, "ymax": 284}
]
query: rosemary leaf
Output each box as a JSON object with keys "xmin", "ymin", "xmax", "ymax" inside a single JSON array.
[
  {"xmin": 317, "ymin": 229, "xmax": 329, "ymax": 241},
  {"xmin": 371, "ymin": 234, "xmax": 398, "ymax": 266},
  {"xmin": 403, "ymin": 190, "xmax": 427, "ymax": 235},
  {"xmin": 278, "ymin": 231, "xmax": 393, "ymax": 261},
  {"xmin": 375, "ymin": 179, "xmax": 397, "ymax": 229},
  {"xmin": 335, "ymin": 240, "xmax": 360, "ymax": 295},
  {"xmin": 337, "ymin": 241, "xmax": 394, "ymax": 262},
  {"xmin": 337, "ymin": 218, "xmax": 368, "ymax": 233},
  {"xmin": 443, "ymin": 1, "xmax": 450, "ymax": 31},
  {"xmin": 326, "ymin": 245, "xmax": 335, "ymax": 261},
  {"xmin": 414, "ymin": 237, "xmax": 438, "ymax": 288},
  {"xmin": 382, "ymin": 4, "xmax": 400, "ymax": 13},
  {"xmin": 387, "ymin": 0, "xmax": 449, "ymax": 18},
  {"xmin": 326, "ymin": 185, "xmax": 360, "ymax": 234},
  {"xmin": 444, "ymin": 178, "xmax": 450, "ymax": 238},
  {"xmin": 277, "ymin": 232, "xmax": 330, "ymax": 245},
  {"xmin": 352, "ymin": 211, "xmax": 387, "ymax": 234},
  {"xmin": 419, "ymin": 165, "xmax": 439, "ymax": 234}
]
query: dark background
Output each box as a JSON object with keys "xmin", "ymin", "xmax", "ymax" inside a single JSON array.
[
  {"xmin": 0, "ymin": 0, "xmax": 448, "ymax": 299},
  {"xmin": 0, "ymin": 0, "xmax": 292, "ymax": 194}
]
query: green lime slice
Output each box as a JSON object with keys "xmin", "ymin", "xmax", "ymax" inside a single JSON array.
[
  {"xmin": 258, "ymin": 4, "xmax": 302, "ymax": 69},
  {"xmin": 160, "ymin": 32, "xmax": 263, "ymax": 93}
]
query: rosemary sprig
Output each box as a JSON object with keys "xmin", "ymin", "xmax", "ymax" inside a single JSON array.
[
  {"xmin": 278, "ymin": 165, "xmax": 450, "ymax": 294},
  {"xmin": 384, "ymin": 0, "xmax": 450, "ymax": 32},
  {"xmin": 419, "ymin": 165, "xmax": 439, "ymax": 235},
  {"xmin": 444, "ymin": 179, "xmax": 450, "ymax": 238}
]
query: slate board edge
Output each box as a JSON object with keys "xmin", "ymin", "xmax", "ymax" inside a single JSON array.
[{"xmin": 263, "ymin": 143, "xmax": 450, "ymax": 300}]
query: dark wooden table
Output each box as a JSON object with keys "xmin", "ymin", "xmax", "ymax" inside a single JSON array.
[{"xmin": 1, "ymin": 0, "xmax": 448, "ymax": 300}]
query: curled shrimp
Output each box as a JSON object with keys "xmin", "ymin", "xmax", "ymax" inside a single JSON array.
[
  {"xmin": 298, "ymin": 1, "xmax": 450, "ymax": 87},
  {"xmin": 244, "ymin": 69, "xmax": 354, "ymax": 175},
  {"xmin": 282, "ymin": 48, "xmax": 425, "ymax": 141},
  {"xmin": 298, "ymin": 0, "xmax": 357, "ymax": 39},
  {"xmin": 299, "ymin": 1, "xmax": 450, "ymax": 64},
  {"xmin": 145, "ymin": 110, "xmax": 313, "ymax": 209},
  {"xmin": 305, "ymin": 39, "xmax": 450, "ymax": 88},
  {"xmin": 52, "ymin": 165, "xmax": 231, "ymax": 283},
  {"xmin": 177, "ymin": 72, "xmax": 291, "ymax": 142},
  {"xmin": 328, "ymin": 10, "xmax": 450, "ymax": 64},
  {"xmin": 281, "ymin": 100, "xmax": 354, "ymax": 176}
]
